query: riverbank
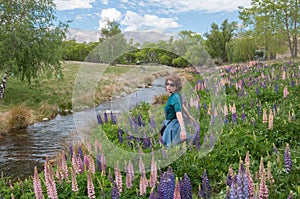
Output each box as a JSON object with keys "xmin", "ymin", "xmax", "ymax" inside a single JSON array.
[{"xmin": 0, "ymin": 61, "xmax": 178, "ymax": 134}]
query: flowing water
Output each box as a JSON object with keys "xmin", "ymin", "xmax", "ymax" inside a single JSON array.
[{"xmin": 0, "ymin": 78, "xmax": 166, "ymax": 181}]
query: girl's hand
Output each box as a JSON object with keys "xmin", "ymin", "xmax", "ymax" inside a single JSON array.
[{"xmin": 180, "ymin": 128, "xmax": 187, "ymax": 141}]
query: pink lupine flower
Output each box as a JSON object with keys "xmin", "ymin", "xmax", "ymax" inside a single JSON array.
[
  {"xmin": 126, "ymin": 160, "xmax": 134, "ymax": 188},
  {"xmin": 101, "ymin": 153, "xmax": 106, "ymax": 176},
  {"xmin": 224, "ymin": 104, "xmax": 228, "ymax": 116},
  {"xmin": 259, "ymin": 168, "xmax": 268, "ymax": 199},
  {"xmin": 55, "ymin": 164, "xmax": 62, "ymax": 185},
  {"xmin": 288, "ymin": 111, "xmax": 292, "ymax": 122},
  {"xmin": 33, "ymin": 166, "xmax": 43, "ymax": 199},
  {"xmin": 268, "ymin": 110, "xmax": 273, "ymax": 130},
  {"xmin": 173, "ymin": 177, "xmax": 181, "ymax": 199},
  {"xmin": 262, "ymin": 109, "xmax": 267, "ymax": 123},
  {"xmin": 71, "ymin": 167, "xmax": 79, "ymax": 192},
  {"xmin": 282, "ymin": 70, "xmax": 286, "ymax": 80},
  {"xmin": 245, "ymin": 151, "xmax": 250, "ymax": 169},
  {"xmin": 77, "ymin": 154, "xmax": 84, "ymax": 174},
  {"xmin": 259, "ymin": 157, "xmax": 264, "ymax": 179},
  {"xmin": 247, "ymin": 169, "xmax": 254, "ymax": 198},
  {"xmin": 139, "ymin": 173, "xmax": 148, "ymax": 196},
  {"xmin": 89, "ymin": 155, "xmax": 95, "ymax": 174},
  {"xmin": 139, "ymin": 156, "xmax": 145, "ymax": 175},
  {"xmin": 149, "ymin": 154, "xmax": 157, "ymax": 188},
  {"xmin": 87, "ymin": 171, "xmax": 95, "ymax": 198},
  {"xmin": 84, "ymin": 154, "xmax": 90, "ymax": 171},
  {"xmin": 283, "ymin": 86, "xmax": 289, "ymax": 98},
  {"xmin": 61, "ymin": 151, "xmax": 69, "ymax": 181},
  {"xmin": 267, "ymin": 161, "xmax": 274, "ymax": 184},
  {"xmin": 44, "ymin": 157, "xmax": 58, "ymax": 199},
  {"xmin": 114, "ymin": 162, "xmax": 123, "ymax": 193},
  {"xmin": 72, "ymin": 151, "xmax": 79, "ymax": 174}
]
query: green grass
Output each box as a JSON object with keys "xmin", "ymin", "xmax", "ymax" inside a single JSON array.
[{"xmin": 0, "ymin": 61, "xmax": 175, "ymax": 120}]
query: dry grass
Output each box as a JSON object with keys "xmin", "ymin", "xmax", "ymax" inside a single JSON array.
[
  {"xmin": 0, "ymin": 105, "xmax": 33, "ymax": 134},
  {"xmin": 8, "ymin": 105, "xmax": 32, "ymax": 130}
]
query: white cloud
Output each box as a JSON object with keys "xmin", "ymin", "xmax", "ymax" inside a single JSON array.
[
  {"xmin": 98, "ymin": 8, "xmax": 122, "ymax": 30},
  {"xmin": 54, "ymin": 0, "xmax": 96, "ymax": 11},
  {"xmin": 101, "ymin": 0, "xmax": 109, "ymax": 5},
  {"xmin": 120, "ymin": 11, "xmax": 180, "ymax": 31},
  {"xmin": 137, "ymin": 0, "xmax": 251, "ymax": 13}
]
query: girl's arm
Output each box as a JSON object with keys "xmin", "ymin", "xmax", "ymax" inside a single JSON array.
[
  {"xmin": 176, "ymin": 111, "xmax": 187, "ymax": 141},
  {"xmin": 182, "ymin": 104, "xmax": 197, "ymax": 124}
]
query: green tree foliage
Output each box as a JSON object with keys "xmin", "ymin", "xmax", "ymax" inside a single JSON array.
[
  {"xmin": 226, "ymin": 31, "xmax": 257, "ymax": 62},
  {"xmin": 100, "ymin": 20, "xmax": 122, "ymax": 39},
  {"xmin": 62, "ymin": 40, "xmax": 98, "ymax": 61},
  {"xmin": 0, "ymin": 0, "xmax": 68, "ymax": 83},
  {"xmin": 204, "ymin": 19, "xmax": 237, "ymax": 62},
  {"xmin": 172, "ymin": 57, "xmax": 188, "ymax": 68},
  {"xmin": 239, "ymin": 0, "xmax": 297, "ymax": 58}
]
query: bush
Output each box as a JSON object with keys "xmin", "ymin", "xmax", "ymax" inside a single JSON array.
[{"xmin": 8, "ymin": 105, "xmax": 32, "ymax": 129}]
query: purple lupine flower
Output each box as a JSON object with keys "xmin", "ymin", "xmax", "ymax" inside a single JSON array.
[
  {"xmin": 78, "ymin": 146, "xmax": 83, "ymax": 161},
  {"xmin": 111, "ymin": 182, "xmax": 120, "ymax": 199},
  {"xmin": 137, "ymin": 114, "xmax": 145, "ymax": 126},
  {"xmin": 256, "ymin": 87, "xmax": 259, "ymax": 95},
  {"xmin": 232, "ymin": 113, "xmax": 237, "ymax": 123},
  {"xmin": 224, "ymin": 116, "xmax": 229, "ymax": 124},
  {"xmin": 97, "ymin": 114, "xmax": 103, "ymax": 125},
  {"xmin": 226, "ymin": 186, "xmax": 230, "ymax": 199},
  {"xmin": 104, "ymin": 112, "xmax": 108, "ymax": 123},
  {"xmin": 149, "ymin": 117, "xmax": 156, "ymax": 130},
  {"xmin": 159, "ymin": 172, "xmax": 169, "ymax": 199},
  {"xmin": 204, "ymin": 103, "xmax": 207, "ymax": 110},
  {"xmin": 242, "ymin": 111, "xmax": 246, "ymax": 122},
  {"xmin": 69, "ymin": 144, "xmax": 73, "ymax": 160},
  {"xmin": 149, "ymin": 188, "xmax": 159, "ymax": 199},
  {"xmin": 210, "ymin": 133, "xmax": 215, "ymax": 148},
  {"xmin": 273, "ymin": 102, "xmax": 277, "ymax": 114},
  {"xmin": 110, "ymin": 111, "xmax": 117, "ymax": 124},
  {"xmin": 291, "ymin": 80, "xmax": 295, "ymax": 87},
  {"xmin": 118, "ymin": 127, "xmax": 123, "ymax": 144},
  {"xmin": 275, "ymin": 83, "xmax": 278, "ymax": 93},
  {"xmin": 183, "ymin": 173, "xmax": 193, "ymax": 199},
  {"xmin": 193, "ymin": 124, "xmax": 201, "ymax": 150},
  {"xmin": 230, "ymin": 175, "xmax": 238, "ymax": 199},
  {"xmin": 167, "ymin": 167, "xmax": 175, "ymax": 198},
  {"xmin": 284, "ymin": 143, "xmax": 292, "ymax": 173},
  {"xmin": 201, "ymin": 170, "xmax": 211, "ymax": 199},
  {"xmin": 96, "ymin": 153, "xmax": 102, "ymax": 171}
]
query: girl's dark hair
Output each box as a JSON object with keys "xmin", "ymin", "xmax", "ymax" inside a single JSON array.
[{"xmin": 165, "ymin": 75, "xmax": 182, "ymax": 92}]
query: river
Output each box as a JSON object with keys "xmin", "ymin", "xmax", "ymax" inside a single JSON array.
[{"xmin": 0, "ymin": 78, "xmax": 166, "ymax": 181}]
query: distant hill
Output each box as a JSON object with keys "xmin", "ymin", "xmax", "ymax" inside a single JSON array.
[{"xmin": 66, "ymin": 28, "xmax": 175, "ymax": 44}]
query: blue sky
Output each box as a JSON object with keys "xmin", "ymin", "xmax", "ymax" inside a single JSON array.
[{"xmin": 54, "ymin": 0, "xmax": 251, "ymax": 35}]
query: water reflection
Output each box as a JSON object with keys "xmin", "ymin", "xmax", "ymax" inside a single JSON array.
[{"xmin": 0, "ymin": 78, "xmax": 166, "ymax": 181}]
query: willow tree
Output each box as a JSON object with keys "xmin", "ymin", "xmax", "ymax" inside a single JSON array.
[
  {"xmin": 0, "ymin": 0, "xmax": 68, "ymax": 83},
  {"xmin": 239, "ymin": 0, "xmax": 298, "ymax": 58}
]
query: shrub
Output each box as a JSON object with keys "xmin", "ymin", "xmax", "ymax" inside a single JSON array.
[{"xmin": 8, "ymin": 105, "xmax": 32, "ymax": 129}]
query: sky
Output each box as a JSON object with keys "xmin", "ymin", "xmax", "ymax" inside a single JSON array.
[{"xmin": 54, "ymin": 0, "xmax": 252, "ymax": 35}]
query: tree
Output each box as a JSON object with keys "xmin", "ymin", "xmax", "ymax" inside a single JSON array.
[
  {"xmin": 239, "ymin": 0, "xmax": 297, "ymax": 58},
  {"xmin": 87, "ymin": 21, "xmax": 128, "ymax": 65},
  {"xmin": 0, "ymin": 0, "xmax": 68, "ymax": 83},
  {"xmin": 100, "ymin": 20, "xmax": 122, "ymax": 39},
  {"xmin": 204, "ymin": 20, "xmax": 237, "ymax": 62}
]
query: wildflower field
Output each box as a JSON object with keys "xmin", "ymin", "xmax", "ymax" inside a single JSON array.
[{"xmin": 0, "ymin": 61, "xmax": 299, "ymax": 199}]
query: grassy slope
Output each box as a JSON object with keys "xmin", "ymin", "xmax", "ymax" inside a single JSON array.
[{"xmin": 0, "ymin": 61, "xmax": 175, "ymax": 121}]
